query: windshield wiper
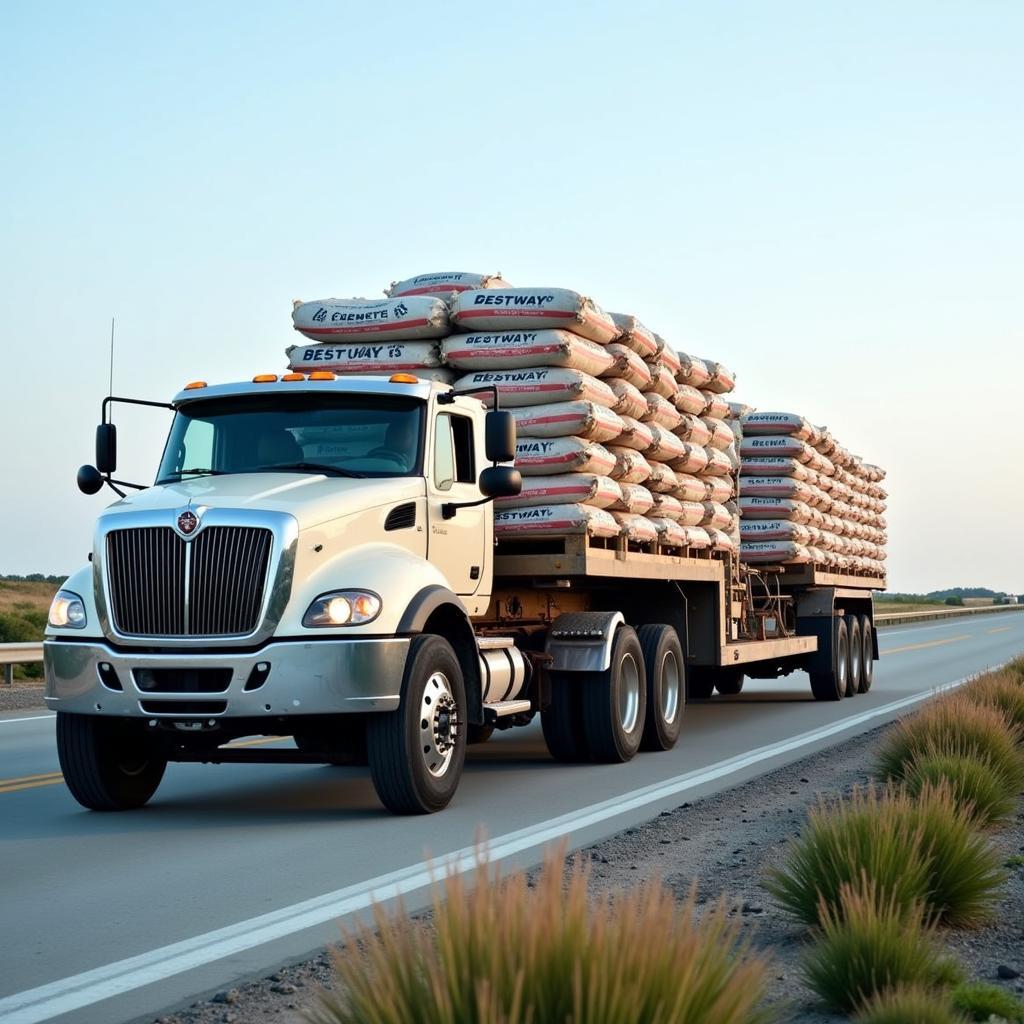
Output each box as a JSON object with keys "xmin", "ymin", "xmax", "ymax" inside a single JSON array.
[
  {"xmin": 261, "ymin": 462, "xmax": 365, "ymax": 479},
  {"xmin": 157, "ymin": 468, "xmax": 227, "ymax": 483}
]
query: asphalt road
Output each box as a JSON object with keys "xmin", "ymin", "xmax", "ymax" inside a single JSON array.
[{"xmin": 1, "ymin": 611, "xmax": 1021, "ymax": 1024}]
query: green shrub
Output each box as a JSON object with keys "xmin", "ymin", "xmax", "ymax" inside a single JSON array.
[
  {"xmin": 962, "ymin": 672, "xmax": 1024, "ymax": 736},
  {"xmin": 802, "ymin": 881, "xmax": 962, "ymax": 1013},
  {"xmin": 903, "ymin": 749, "xmax": 1017, "ymax": 826},
  {"xmin": 854, "ymin": 985, "xmax": 967, "ymax": 1023},
  {"xmin": 876, "ymin": 696, "xmax": 1024, "ymax": 794},
  {"xmin": 951, "ymin": 980, "xmax": 1024, "ymax": 1021},
  {"xmin": 310, "ymin": 848, "xmax": 774, "ymax": 1024}
]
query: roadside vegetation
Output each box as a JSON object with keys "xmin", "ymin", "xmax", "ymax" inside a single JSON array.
[{"xmin": 0, "ymin": 578, "xmax": 61, "ymax": 679}]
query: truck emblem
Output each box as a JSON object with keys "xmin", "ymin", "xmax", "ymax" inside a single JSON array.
[{"xmin": 177, "ymin": 510, "xmax": 198, "ymax": 535}]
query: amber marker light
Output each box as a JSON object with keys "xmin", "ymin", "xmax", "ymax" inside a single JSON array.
[
  {"xmin": 389, "ymin": 373, "xmax": 419, "ymax": 383},
  {"xmin": 183, "ymin": 381, "xmax": 208, "ymax": 390},
  {"xmin": 281, "ymin": 373, "xmax": 305, "ymax": 381},
  {"xmin": 308, "ymin": 371, "xmax": 336, "ymax": 381},
  {"xmin": 252, "ymin": 374, "xmax": 278, "ymax": 383}
]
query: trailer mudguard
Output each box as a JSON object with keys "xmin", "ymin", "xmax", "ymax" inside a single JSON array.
[{"xmin": 546, "ymin": 611, "xmax": 625, "ymax": 673}]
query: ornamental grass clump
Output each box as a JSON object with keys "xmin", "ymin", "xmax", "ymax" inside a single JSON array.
[
  {"xmin": 310, "ymin": 847, "xmax": 775, "ymax": 1024},
  {"xmin": 875, "ymin": 695, "xmax": 1024, "ymax": 794},
  {"xmin": 951, "ymin": 980, "xmax": 1024, "ymax": 1022},
  {"xmin": 802, "ymin": 881, "xmax": 962, "ymax": 1014},
  {"xmin": 962, "ymin": 670, "xmax": 1024, "ymax": 736},
  {"xmin": 903, "ymin": 748, "xmax": 1017, "ymax": 826},
  {"xmin": 853, "ymin": 985, "xmax": 967, "ymax": 1024}
]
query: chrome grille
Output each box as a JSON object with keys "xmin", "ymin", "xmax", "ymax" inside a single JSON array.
[{"xmin": 106, "ymin": 526, "xmax": 272, "ymax": 637}]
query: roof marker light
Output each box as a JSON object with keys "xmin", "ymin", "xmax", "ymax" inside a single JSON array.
[
  {"xmin": 389, "ymin": 373, "xmax": 419, "ymax": 384},
  {"xmin": 252, "ymin": 374, "xmax": 278, "ymax": 383},
  {"xmin": 183, "ymin": 380, "xmax": 207, "ymax": 390},
  {"xmin": 308, "ymin": 371, "xmax": 337, "ymax": 381},
  {"xmin": 281, "ymin": 373, "xmax": 305, "ymax": 382}
]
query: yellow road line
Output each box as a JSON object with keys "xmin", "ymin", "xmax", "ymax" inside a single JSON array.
[
  {"xmin": 884, "ymin": 634, "xmax": 971, "ymax": 656},
  {"xmin": 0, "ymin": 771, "xmax": 62, "ymax": 785},
  {"xmin": 0, "ymin": 777, "xmax": 64, "ymax": 794},
  {"xmin": 987, "ymin": 626, "xmax": 1011, "ymax": 635},
  {"xmin": 224, "ymin": 735, "xmax": 286, "ymax": 748}
]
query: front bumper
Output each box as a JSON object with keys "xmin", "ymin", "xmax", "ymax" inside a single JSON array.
[{"xmin": 44, "ymin": 636, "xmax": 409, "ymax": 718}]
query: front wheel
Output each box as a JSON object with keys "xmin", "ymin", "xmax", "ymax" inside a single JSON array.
[
  {"xmin": 367, "ymin": 635, "xmax": 466, "ymax": 814},
  {"xmin": 580, "ymin": 625, "xmax": 647, "ymax": 763},
  {"xmin": 56, "ymin": 713, "xmax": 166, "ymax": 811}
]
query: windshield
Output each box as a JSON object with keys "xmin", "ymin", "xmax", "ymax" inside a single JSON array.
[{"xmin": 156, "ymin": 393, "xmax": 425, "ymax": 483}]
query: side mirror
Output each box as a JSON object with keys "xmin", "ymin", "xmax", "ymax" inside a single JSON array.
[
  {"xmin": 485, "ymin": 411, "xmax": 516, "ymax": 463},
  {"xmin": 479, "ymin": 465, "xmax": 521, "ymax": 499},
  {"xmin": 77, "ymin": 465, "xmax": 104, "ymax": 495},
  {"xmin": 96, "ymin": 423, "xmax": 117, "ymax": 474}
]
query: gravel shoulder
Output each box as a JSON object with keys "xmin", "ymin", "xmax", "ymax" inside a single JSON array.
[
  {"xmin": 145, "ymin": 720, "xmax": 1024, "ymax": 1024},
  {"xmin": 0, "ymin": 681, "xmax": 46, "ymax": 714}
]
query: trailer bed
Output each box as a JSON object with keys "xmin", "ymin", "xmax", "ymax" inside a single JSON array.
[{"xmin": 756, "ymin": 564, "xmax": 887, "ymax": 590}]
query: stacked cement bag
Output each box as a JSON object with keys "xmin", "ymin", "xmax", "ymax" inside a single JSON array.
[{"xmin": 738, "ymin": 411, "xmax": 887, "ymax": 575}]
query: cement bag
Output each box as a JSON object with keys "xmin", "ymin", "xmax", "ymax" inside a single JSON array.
[
  {"xmin": 676, "ymin": 501, "xmax": 708, "ymax": 527},
  {"xmin": 454, "ymin": 368, "xmax": 617, "ymax": 408},
  {"xmin": 641, "ymin": 393, "xmax": 682, "ymax": 431},
  {"xmin": 608, "ymin": 313, "xmax": 659, "ymax": 358},
  {"xmin": 672, "ymin": 472, "xmax": 707, "ymax": 503},
  {"xmin": 740, "ymin": 455, "xmax": 809, "ymax": 479},
  {"xmin": 286, "ymin": 342, "xmax": 441, "ymax": 373},
  {"xmin": 740, "ymin": 436, "xmax": 815, "ymax": 463},
  {"xmin": 728, "ymin": 401, "xmax": 755, "ymax": 420},
  {"xmin": 740, "ymin": 476, "xmax": 813, "ymax": 501},
  {"xmin": 612, "ymin": 511, "xmax": 659, "ymax": 543},
  {"xmin": 495, "ymin": 473, "xmax": 622, "ymax": 511},
  {"xmin": 451, "ymin": 288, "xmax": 619, "ymax": 344},
  {"xmin": 702, "ymin": 447, "xmax": 734, "ymax": 477},
  {"xmin": 512, "ymin": 401, "xmax": 624, "ymax": 442},
  {"xmin": 706, "ymin": 528, "xmax": 736, "ymax": 553},
  {"xmin": 648, "ymin": 517, "xmax": 688, "ymax": 547},
  {"xmin": 741, "ymin": 541, "xmax": 811, "ymax": 564},
  {"xmin": 703, "ymin": 476, "xmax": 734, "ymax": 503},
  {"xmin": 670, "ymin": 442, "xmax": 710, "ymax": 475},
  {"xmin": 674, "ymin": 413, "xmax": 712, "ymax": 447},
  {"xmin": 680, "ymin": 525, "xmax": 712, "ymax": 549},
  {"xmin": 514, "ymin": 437, "xmax": 616, "ymax": 476},
  {"xmin": 605, "ymin": 345, "xmax": 652, "ymax": 390},
  {"xmin": 702, "ymin": 360, "xmax": 736, "ymax": 394},
  {"xmin": 645, "ymin": 461, "xmax": 678, "ymax": 493},
  {"xmin": 607, "ymin": 446, "xmax": 652, "ymax": 483},
  {"xmin": 607, "ymin": 379, "xmax": 648, "ymax": 420},
  {"xmin": 292, "ymin": 296, "xmax": 449, "ymax": 343},
  {"xmin": 701, "ymin": 392, "xmax": 731, "ymax": 420},
  {"xmin": 677, "ymin": 352, "xmax": 712, "ymax": 389},
  {"xmin": 493, "ymin": 504, "xmax": 620, "ymax": 539},
  {"xmin": 702, "ymin": 416, "xmax": 734, "ymax": 451},
  {"xmin": 701, "ymin": 502, "xmax": 732, "ymax": 530},
  {"xmin": 647, "ymin": 424, "xmax": 687, "ymax": 463},
  {"xmin": 674, "ymin": 384, "xmax": 708, "ymax": 416},
  {"xmin": 652, "ymin": 336, "xmax": 682, "ymax": 376},
  {"xmin": 616, "ymin": 416, "xmax": 655, "ymax": 452},
  {"xmin": 741, "ymin": 411, "xmax": 813, "ymax": 439},
  {"xmin": 739, "ymin": 520, "xmax": 813, "ymax": 544},
  {"xmin": 739, "ymin": 496, "xmax": 812, "ymax": 523},
  {"xmin": 649, "ymin": 493, "xmax": 684, "ymax": 522},
  {"xmin": 608, "ymin": 484, "xmax": 654, "ymax": 515},
  {"xmin": 644, "ymin": 363, "xmax": 677, "ymax": 399},
  {"xmin": 441, "ymin": 330, "xmax": 615, "ymax": 376},
  {"xmin": 387, "ymin": 271, "xmax": 509, "ymax": 297},
  {"xmin": 724, "ymin": 442, "xmax": 741, "ymax": 471}
]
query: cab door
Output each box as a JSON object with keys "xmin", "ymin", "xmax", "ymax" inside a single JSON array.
[{"xmin": 426, "ymin": 411, "xmax": 486, "ymax": 596}]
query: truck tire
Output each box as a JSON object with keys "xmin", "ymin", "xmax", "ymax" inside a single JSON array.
[
  {"xmin": 638, "ymin": 624, "xmax": 685, "ymax": 752},
  {"xmin": 859, "ymin": 614, "xmax": 875, "ymax": 693},
  {"xmin": 367, "ymin": 634, "xmax": 467, "ymax": 814},
  {"xmin": 686, "ymin": 668, "xmax": 716, "ymax": 700},
  {"xmin": 541, "ymin": 671, "xmax": 589, "ymax": 763},
  {"xmin": 809, "ymin": 616, "xmax": 850, "ymax": 701},
  {"xmin": 844, "ymin": 615, "xmax": 863, "ymax": 697},
  {"xmin": 580, "ymin": 626, "xmax": 647, "ymax": 763},
  {"xmin": 56, "ymin": 712, "xmax": 166, "ymax": 811},
  {"xmin": 714, "ymin": 668, "xmax": 745, "ymax": 696},
  {"xmin": 467, "ymin": 724, "xmax": 495, "ymax": 745}
]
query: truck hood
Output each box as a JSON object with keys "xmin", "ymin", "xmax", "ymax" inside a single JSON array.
[{"xmin": 101, "ymin": 473, "xmax": 425, "ymax": 529}]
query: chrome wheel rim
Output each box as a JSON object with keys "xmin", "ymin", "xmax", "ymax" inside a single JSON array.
[
  {"xmin": 838, "ymin": 637, "xmax": 848, "ymax": 694},
  {"xmin": 419, "ymin": 671, "xmax": 458, "ymax": 778},
  {"xmin": 618, "ymin": 653, "xmax": 641, "ymax": 734},
  {"xmin": 850, "ymin": 634, "xmax": 861, "ymax": 682},
  {"xmin": 661, "ymin": 651, "xmax": 681, "ymax": 725}
]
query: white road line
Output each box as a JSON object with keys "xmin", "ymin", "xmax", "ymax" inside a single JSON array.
[
  {"xmin": 0, "ymin": 714, "xmax": 55, "ymax": 726},
  {"xmin": 0, "ymin": 664, "xmax": 1004, "ymax": 1024}
]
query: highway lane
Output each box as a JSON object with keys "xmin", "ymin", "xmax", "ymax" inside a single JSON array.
[{"xmin": 0, "ymin": 611, "xmax": 1021, "ymax": 1024}]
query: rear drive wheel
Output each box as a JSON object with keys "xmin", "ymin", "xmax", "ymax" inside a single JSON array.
[
  {"xmin": 541, "ymin": 671, "xmax": 589, "ymax": 762},
  {"xmin": 809, "ymin": 616, "xmax": 850, "ymax": 701},
  {"xmin": 859, "ymin": 614, "xmax": 875, "ymax": 693},
  {"xmin": 580, "ymin": 626, "xmax": 647, "ymax": 763},
  {"xmin": 367, "ymin": 634, "xmax": 466, "ymax": 814},
  {"xmin": 844, "ymin": 615, "xmax": 863, "ymax": 697},
  {"xmin": 56, "ymin": 712, "xmax": 166, "ymax": 811},
  {"xmin": 714, "ymin": 668, "xmax": 745, "ymax": 696},
  {"xmin": 638, "ymin": 624, "xmax": 685, "ymax": 752}
]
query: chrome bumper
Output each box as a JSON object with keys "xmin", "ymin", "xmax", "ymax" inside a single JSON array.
[{"xmin": 43, "ymin": 637, "xmax": 409, "ymax": 717}]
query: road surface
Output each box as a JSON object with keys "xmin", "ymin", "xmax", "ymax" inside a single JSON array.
[{"xmin": 0, "ymin": 612, "xmax": 1020, "ymax": 1024}]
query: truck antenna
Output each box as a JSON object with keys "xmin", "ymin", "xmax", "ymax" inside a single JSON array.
[{"xmin": 108, "ymin": 317, "xmax": 115, "ymax": 399}]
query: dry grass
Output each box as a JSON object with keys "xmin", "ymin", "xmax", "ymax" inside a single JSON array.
[
  {"xmin": 961, "ymin": 670, "xmax": 1024, "ymax": 735},
  {"xmin": 0, "ymin": 579, "xmax": 58, "ymax": 619},
  {"xmin": 310, "ymin": 847, "xmax": 774, "ymax": 1024},
  {"xmin": 853, "ymin": 986, "xmax": 967, "ymax": 1024}
]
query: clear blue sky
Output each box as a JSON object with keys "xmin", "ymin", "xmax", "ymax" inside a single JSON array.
[{"xmin": 2, "ymin": 1, "xmax": 1021, "ymax": 592}]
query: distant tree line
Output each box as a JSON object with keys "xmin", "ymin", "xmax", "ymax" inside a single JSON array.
[
  {"xmin": 882, "ymin": 587, "xmax": 1020, "ymax": 606},
  {"xmin": 0, "ymin": 574, "xmax": 67, "ymax": 583}
]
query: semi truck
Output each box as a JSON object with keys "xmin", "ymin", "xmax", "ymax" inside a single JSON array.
[{"xmin": 45, "ymin": 372, "xmax": 883, "ymax": 814}]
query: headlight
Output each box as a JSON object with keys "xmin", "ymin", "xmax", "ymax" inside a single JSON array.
[
  {"xmin": 48, "ymin": 590, "xmax": 88, "ymax": 629},
  {"xmin": 303, "ymin": 590, "xmax": 382, "ymax": 627}
]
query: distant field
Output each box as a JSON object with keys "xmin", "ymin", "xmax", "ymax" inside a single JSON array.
[
  {"xmin": 0, "ymin": 579, "xmax": 61, "ymax": 679},
  {"xmin": 874, "ymin": 601, "xmax": 950, "ymax": 614}
]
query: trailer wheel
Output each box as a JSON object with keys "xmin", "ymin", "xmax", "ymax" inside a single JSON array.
[
  {"xmin": 714, "ymin": 668, "xmax": 745, "ymax": 696},
  {"xmin": 809, "ymin": 616, "xmax": 850, "ymax": 701},
  {"xmin": 844, "ymin": 615, "xmax": 863, "ymax": 697},
  {"xmin": 859, "ymin": 615, "xmax": 875, "ymax": 693},
  {"xmin": 580, "ymin": 626, "xmax": 647, "ymax": 763},
  {"xmin": 637, "ymin": 624, "xmax": 684, "ymax": 752},
  {"xmin": 56, "ymin": 712, "xmax": 166, "ymax": 811},
  {"xmin": 367, "ymin": 634, "xmax": 466, "ymax": 814},
  {"xmin": 541, "ymin": 671, "xmax": 589, "ymax": 762},
  {"xmin": 687, "ymin": 669, "xmax": 716, "ymax": 700}
]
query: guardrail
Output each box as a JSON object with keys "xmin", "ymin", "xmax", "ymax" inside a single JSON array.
[
  {"xmin": 875, "ymin": 604, "xmax": 1024, "ymax": 627},
  {"xmin": 0, "ymin": 642, "xmax": 44, "ymax": 686}
]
